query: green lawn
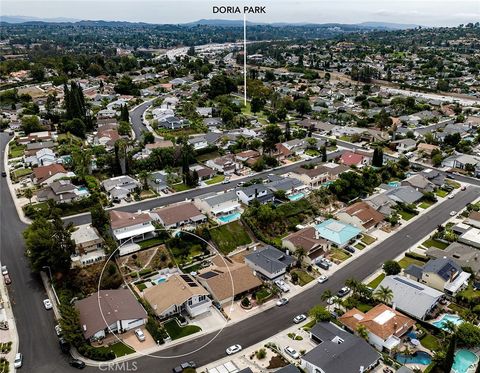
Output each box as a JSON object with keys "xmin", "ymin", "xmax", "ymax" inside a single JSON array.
[
  {"xmin": 420, "ymin": 334, "xmax": 440, "ymax": 352},
  {"xmin": 196, "ymin": 151, "xmax": 220, "ymax": 162},
  {"xmin": 97, "ymin": 342, "xmax": 135, "ymax": 357},
  {"xmin": 13, "ymin": 168, "xmax": 32, "ymax": 179},
  {"xmin": 209, "ymin": 220, "xmax": 251, "ymax": 254},
  {"xmin": 138, "ymin": 237, "xmax": 166, "ymax": 249},
  {"xmin": 291, "ymin": 270, "xmax": 314, "ymax": 286},
  {"xmin": 435, "ymin": 189, "xmax": 449, "ymax": 198},
  {"xmin": 398, "ymin": 256, "xmax": 426, "ymax": 269},
  {"xmin": 367, "ymin": 273, "xmax": 385, "ymax": 288},
  {"xmin": 360, "ymin": 234, "xmax": 376, "ymax": 245},
  {"xmin": 398, "ymin": 210, "xmax": 415, "ymax": 221},
  {"xmin": 171, "ymin": 183, "xmax": 191, "ymax": 192},
  {"xmin": 163, "ymin": 319, "xmax": 201, "ymax": 340},
  {"xmin": 8, "ymin": 143, "xmax": 25, "ymax": 158},
  {"xmin": 445, "ymin": 180, "xmax": 461, "ymax": 189},
  {"xmin": 457, "ymin": 284, "xmax": 480, "ymax": 303},
  {"xmin": 255, "ymin": 288, "xmax": 272, "ymax": 303},
  {"xmin": 422, "ymin": 239, "xmax": 448, "ymax": 250},
  {"xmin": 419, "ymin": 201, "xmax": 433, "ymax": 209},
  {"xmin": 305, "ymin": 149, "xmax": 320, "ymax": 157},
  {"xmin": 205, "ymin": 175, "xmax": 225, "ymax": 185},
  {"xmin": 329, "ymin": 248, "xmax": 351, "ymax": 262},
  {"xmin": 354, "ymin": 243, "xmax": 366, "ymax": 250},
  {"xmin": 357, "ymin": 303, "xmax": 374, "ymax": 313}
]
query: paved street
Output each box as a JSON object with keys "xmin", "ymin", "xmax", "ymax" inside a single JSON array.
[
  {"xmin": 1, "ymin": 130, "xmax": 479, "ymax": 372},
  {"xmin": 130, "ymin": 101, "xmax": 153, "ymax": 139}
]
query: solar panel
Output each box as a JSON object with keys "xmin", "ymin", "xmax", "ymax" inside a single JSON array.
[{"xmin": 199, "ymin": 271, "xmax": 218, "ymax": 279}]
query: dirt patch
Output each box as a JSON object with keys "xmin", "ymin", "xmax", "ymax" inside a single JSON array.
[{"xmin": 118, "ymin": 245, "xmax": 173, "ymax": 279}]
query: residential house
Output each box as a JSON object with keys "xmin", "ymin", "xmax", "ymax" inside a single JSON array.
[
  {"xmin": 376, "ymin": 276, "xmax": 443, "ymax": 320},
  {"xmin": 340, "ymin": 150, "xmax": 370, "ymax": 167},
  {"xmin": 70, "ymin": 224, "xmax": 106, "ymax": 267},
  {"xmin": 235, "ymin": 150, "xmax": 260, "ymax": 164},
  {"xmin": 288, "ymin": 163, "xmax": 349, "ymax": 189},
  {"xmin": 101, "ymin": 176, "xmax": 141, "ymax": 201},
  {"xmin": 282, "ymin": 227, "xmax": 330, "ymax": 263},
  {"xmin": 420, "ymin": 169, "xmax": 445, "ymax": 188},
  {"xmin": 197, "ymin": 255, "xmax": 262, "ymax": 305},
  {"xmin": 265, "ymin": 175, "xmax": 308, "ymax": 199},
  {"xmin": 426, "ymin": 242, "xmax": 480, "ymax": 277},
  {"xmin": 451, "ymin": 154, "xmax": 480, "ymax": 177},
  {"xmin": 404, "ymin": 258, "xmax": 471, "ymax": 296},
  {"xmin": 75, "ymin": 289, "xmax": 147, "ymax": 341},
  {"xmin": 458, "ymin": 227, "xmax": 480, "ymax": 249},
  {"xmin": 206, "ymin": 154, "xmax": 239, "ymax": 175},
  {"xmin": 465, "ymin": 211, "xmax": 480, "ymax": 229},
  {"xmin": 189, "ymin": 164, "xmax": 216, "ymax": 181},
  {"xmin": 194, "ymin": 190, "xmax": 241, "ymax": 220},
  {"xmin": 281, "ymin": 139, "xmax": 307, "ymax": 155},
  {"xmin": 109, "ymin": 210, "xmax": 155, "ymax": 246},
  {"xmin": 385, "ymin": 186, "xmax": 424, "ymax": 204},
  {"xmin": 147, "ymin": 171, "xmax": 169, "ymax": 194},
  {"xmin": 32, "ymin": 164, "xmax": 69, "ymax": 186},
  {"xmin": 24, "ymin": 148, "xmax": 56, "ymax": 167},
  {"xmin": 336, "ymin": 201, "xmax": 385, "ymax": 231},
  {"xmin": 364, "ymin": 193, "xmax": 397, "ymax": 217},
  {"xmin": 37, "ymin": 179, "xmax": 89, "ymax": 203},
  {"xmin": 244, "ymin": 246, "xmax": 295, "ymax": 281},
  {"xmin": 18, "ymin": 130, "xmax": 55, "ymax": 144},
  {"xmin": 391, "ymin": 139, "xmax": 417, "ymax": 153},
  {"xmin": 315, "ymin": 219, "xmax": 362, "ymax": 247},
  {"xmin": 401, "ymin": 174, "xmax": 435, "ymax": 193},
  {"xmin": 203, "ymin": 117, "xmax": 223, "ymax": 129},
  {"xmin": 417, "ymin": 143, "xmax": 440, "ymax": 157},
  {"xmin": 158, "ymin": 116, "xmax": 189, "ymax": 130},
  {"xmin": 143, "ymin": 274, "xmax": 211, "ymax": 319},
  {"xmin": 195, "ymin": 107, "xmax": 213, "ymax": 117},
  {"xmin": 95, "ymin": 127, "xmax": 121, "ymax": 151},
  {"xmin": 144, "ymin": 140, "xmax": 174, "ymax": 155},
  {"xmin": 339, "ymin": 304, "xmax": 415, "ymax": 352},
  {"xmin": 236, "ymin": 184, "xmax": 274, "ymax": 205},
  {"xmin": 188, "ymin": 136, "xmax": 209, "ymax": 151},
  {"xmin": 274, "ymin": 143, "xmax": 294, "ymax": 161},
  {"xmin": 301, "ymin": 322, "xmax": 380, "ymax": 373},
  {"xmin": 152, "ymin": 202, "xmax": 206, "ymax": 229}
]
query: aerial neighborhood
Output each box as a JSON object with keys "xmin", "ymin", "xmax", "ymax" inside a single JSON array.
[{"xmin": 0, "ymin": 11, "xmax": 479, "ymax": 373}]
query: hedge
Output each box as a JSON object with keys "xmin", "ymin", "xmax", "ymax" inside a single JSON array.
[{"xmin": 78, "ymin": 344, "xmax": 115, "ymax": 361}]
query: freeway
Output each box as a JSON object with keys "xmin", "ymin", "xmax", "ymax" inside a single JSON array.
[{"xmin": 1, "ymin": 130, "xmax": 479, "ymax": 372}]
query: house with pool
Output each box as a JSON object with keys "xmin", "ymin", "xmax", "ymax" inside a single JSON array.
[
  {"xmin": 314, "ymin": 219, "xmax": 362, "ymax": 248},
  {"xmin": 404, "ymin": 258, "xmax": 471, "ymax": 297},
  {"xmin": 265, "ymin": 174, "xmax": 309, "ymax": 201},
  {"xmin": 151, "ymin": 202, "xmax": 207, "ymax": 230},
  {"xmin": 194, "ymin": 190, "xmax": 242, "ymax": 223},
  {"xmin": 338, "ymin": 303, "xmax": 415, "ymax": 353}
]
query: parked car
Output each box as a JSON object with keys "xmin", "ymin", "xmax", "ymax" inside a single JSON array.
[
  {"xmin": 275, "ymin": 279, "xmax": 290, "ymax": 293},
  {"xmin": 55, "ymin": 324, "xmax": 62, "ymax": 337},
  {"xmin": 134, "ymin": 328, "xmax": 145, "ymax": 342},
  {"xmin": 69, "ymin": 359, "xmax": 86, "ymax": 369},
  {"xmin": 316, "ymin": 261, "xmax": 330, "ymax": 270},
  {"xmin": 226, "ymin": 344, "xmax": 242, "ymax": 355},
  {"xmin": 326, "ymin": 296, "xmax": 338, "ymax": 305},
  {"xmin": 43, "ymin": 299, "xmax": 53, "ymax": 310},
  {"xmin": 450, "ymin": 211, "xmax": 457, "ymax": 216},
  {"xmin": 59, "ymin": 337, "xmax": 70, "ymax": 354},
  {"xmin": 446, "ymin": 175, "xmax": 455, "ymax": 179},
  {"xmin": 448, "ymin": 194, "xmax": 455, "ymax": 199},
  {"xmin": 1, "ymin": 266, "xmax": 8, "ymax": 275},
  {"xmin": 222, "ymin": 178, "xmax": 231, "ymax": 184},
  {"xmin": 337, "ymin": 287, "xmax": 351, "ymax": 298},
  {"xmin": 344, "ymin": 246, "xmax": 356, "ymax": 254},
  {"xmin": 3, "ymin": 274, "xmax": 11, "ymax": 285},
  {"xmin": 276, "ymin": 298, "xmax": 289, "ymax": 307},
  {"xmin": 293, "ymin": 314, "xmax": 307, "ymax": 324},
  {"xmin": 14, "ymin": 353, "xmax": 23, "ymax": 368},
  {"xmin": 172, "ymin": 361, "xmax": 196, "ymax": 373},
  {"xmin": 1, "ymin": 171, "xmax": 6, "ymax": 177},
  {"xmin": 317, "ymin": 275, "xmax": 328, "ymax": 283},
  {"xmin": 461, "ymin": 186, "xmax": 467, "ymax": 191},
  {"xmin": 284, "ymin": 346, "xmax": 300, "ymax": 359}
]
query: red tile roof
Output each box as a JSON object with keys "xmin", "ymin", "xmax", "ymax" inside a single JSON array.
[
  {"xmin": 340, "ymin": 151, "xmax": 364, "ymax": 166},
  {"xmin": 33, "ymin": 164, "xmax": 67, "ymax": 183}
]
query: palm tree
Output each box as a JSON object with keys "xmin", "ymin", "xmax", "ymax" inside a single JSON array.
[
  {"xmin": 333, "ymin": 297, "xmax": 344, "ymax": 312},
  {"xmin": 24, "ymin": 188, "xmax": 33, "ymax": 205},
  {"xmin": 321, "ymin": 289, "xmax": 333, "ymax": 302},
  {"xmin": 443, "ymin": 320, "xmax": 458, "ymax": 335},
  {"xmin": 294, "ymin": 248, "xmax": 305, "ymax": 267},
  {"xmin": 356, "ymin": 324, "xmax": 369, "ymax": 340},
  {"xmin": 345, "ymin": 278, "xmax": 360, "ymax": 297},
  {"xmin": 138, "ymin": 170, "xmax": 149, "ymax": 191},
  {"xmin": 374, "ymin": 285, "xmax": 394, "ymax": 304}
]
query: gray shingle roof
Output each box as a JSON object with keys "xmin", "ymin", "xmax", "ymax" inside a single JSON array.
[
  {"xmin": 386, "ymin": 186, "xmax": 423, "ymax": 204},
  {"xmin": 245, "ymin": 246, "xmax": 295, "ymax": 274},
  {"xmin": 423, "ymin": 258, "xmax": 461, "ymax": 281}
]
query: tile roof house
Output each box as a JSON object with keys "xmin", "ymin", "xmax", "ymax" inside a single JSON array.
[
  {"xmin": 404, "ymin": 258, "xmax": 471, "ymax": 296},
  {"xmin": 282, "ymin": 227, "xmax": 330, "ymax": 263},
  {"xmin": 376, "ymin": 275, "xmax": 443, "ymax": 320},
  {"xmin": 109, "ymin": 210, "xmax": 155, "ymax": 246},
  {"xmin": 152, "ymin": 202, "xmax": 206, "ymax": 229},
  {"xmin": 197, "ymin": 255, "xmax": 262, "ymax": 305},
  {"xmin": 244, "ymin": 246, "xmax": 295, "ymax": 280},
  {"xmin": 417, "ymin": 143, "xmax": 440, "ymax": 157},
  {"xmin": 315, "ymin": 219, "xmax": 362, "ymax": 247},
  {"xmin": 465, "ymin": 211, "xmax": 480, "ymax": 229},
  {"xmin": 301, "ymin": 322, "xmax": 380, "ymax": 373},
  {"xmin": 32, "ymin": 164, "xmax": 69, "ymax": 185},
  {"xmin": 70, "ymin": 224, "xmax": 106, "ymax": 267},
  {"xmin": 235, "ymin": 150, "xmax": 261, "ymax": 163},
  {"xmin": 336, "ymin": 201, "xmax": 385, "ymax": 231},
  {"xmin": 287, "ymin": 163, "xmax": 349, "ymax": 189},
  {"xmin": 75, "ymin": 289, "xmax": 147, "ymax": 341},
  {"xmin": 340, "ymin": 150, "xmax": 370, "ymax": 167},
  {"xmin": 338, "ymin": 304, "xmax": 415, "ymax": 352},
  {"xmin": 206, "ymin": 154, "xmax": 239, "ymax": 175},
  {"xmin": 143, "ymin": 274, "xmax": 211, "ymax": 319}
]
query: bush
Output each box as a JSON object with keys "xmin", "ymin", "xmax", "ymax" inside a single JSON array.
[
  {"xmin": 256, "ymin": 348, "xmax": 267, "ymax": 359},
  {"xmin": 78, "ymin": 344, "xmax": 115, "ymax": 361},
  {"xmin": 145, "ymin": 317, "xmax": 165, "ymax": 344},
  {"xmin": 383, "ymin": 260, "xmax": 401, "ymax": 275},
  {"xmin": 405, "ymin": 252, "xmax": 429, "ymax": 262}
]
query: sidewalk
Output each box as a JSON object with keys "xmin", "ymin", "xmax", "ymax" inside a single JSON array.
[{"xmin": 0, "ymin": 273, "xmax": 19, "ymax": 371}]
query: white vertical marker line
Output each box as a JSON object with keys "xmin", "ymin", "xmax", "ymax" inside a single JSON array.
[{"xmin": 243, "ymin": 12, "xmax": 247, "ymax": 106}]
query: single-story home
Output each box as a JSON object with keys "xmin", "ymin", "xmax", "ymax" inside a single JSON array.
[{"xmin": 244, "ymin": 246, "xmax": 295, "ymax": 281}]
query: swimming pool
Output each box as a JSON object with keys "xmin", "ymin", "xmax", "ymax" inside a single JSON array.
[
  {"xmin": 432, "ymin": 314, "xmax": 464, "ymax": 330},
  {"xmin": 218, "ymin": 212, "xmax": 241, "ymax": 223},
  {"xmin": 288, "ymin": 192, "xmax": 305, "ymax": 201},
  {"xmin": 452, "ymin": 349, "xmax": 479, "ymax": 373},
  {"xmin": 395, "ymin": 351, "xmax": 432, "ymax": 365},
  {"xmin": 152, "ymin": 276, "xmax": 167, "ymax": 285},
  {"xmin": 388, "ymin": 181, "xmax": 400, "ymax": 187}
]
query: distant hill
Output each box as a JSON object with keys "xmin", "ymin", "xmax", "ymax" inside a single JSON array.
[
  {"xmin": 358, "ymin": 21, "xmax": 420, "ymax": 30},
  {"xmin": 0, "ymin": 15, "xmax": 79, "ymax": 23}
]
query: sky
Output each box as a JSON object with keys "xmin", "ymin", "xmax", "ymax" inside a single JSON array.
[{"xmin": 2, "ymin": 0, "xmax": 480, "ymax": 26}]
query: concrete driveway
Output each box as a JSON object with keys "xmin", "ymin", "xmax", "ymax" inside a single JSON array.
[{"xmin": 122, "ymin": 327, "xmax": 157, "ymax": 351}]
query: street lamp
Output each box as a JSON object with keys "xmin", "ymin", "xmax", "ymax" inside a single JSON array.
[{"xmin": 42, "ymin": 265, "xmax": 60, "ymax": 304}]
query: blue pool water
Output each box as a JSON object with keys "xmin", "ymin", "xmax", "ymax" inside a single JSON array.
[
  {"xmin": 152, "ymin": 277, "xmax": 167, "ymax": 285},
  {"xmin": 452, "ymin": 349, "xmax": 479, "ymax": 373},
  {"xmin": 395, "ymin": 351, "xmax": 432, "ymax": 365},
  {"xmin": 432, "ymin": 314, "xmax": 463, "ymax": 330},
  {"xmin": 218, "ymin": 212, "xmax": 241, "ymax": 223},
  {"xmin": 407, "ymin": 331, "xmax": 418, "ymax": 339},
  {"xmin": 288, "ymin": 192, "xmax": 305, "ymax": 201},
  {"xmin": 388, "ymin": 181, "xmax": 400, "ymax": 187}
]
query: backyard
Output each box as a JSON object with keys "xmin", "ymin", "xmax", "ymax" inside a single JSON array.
[
  {"xmin": 8, "ymin": 142, "xmax": 25, "ymax": 158},
  {"xmin": 209, "ymin": 220, "xmax": 252, "ymax": 255},
  {"xmin": 163, "ymin": 319, "xmax": 201, "ymax": 340}
]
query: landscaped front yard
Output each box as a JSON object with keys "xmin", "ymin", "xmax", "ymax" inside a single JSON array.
[
  {"xmin": 329, "ymin": 248, "xmax": 351, "ymax": 263},
  {"xmin": 360, "ymin": 234, "xmax": 376, "ymax": 245},
  {"xmin": 291, "ymin": 269, "xmax": 314, "ymax": 286},
  {"xmin": 205, "ymin": 175, "xmax": 225, "ymax": 185},
  {"xmin": 422, "ymin": 239, "xmax": 448, "ymax": 250},
  {"xmin": 163, "ymin": 319, "xmax": 201, "ymax": 340},
  {"xmin": 435, "ymin": 189, "xmax": 449, "ymax": 198},
  {"xmin": 13, "ymin": 168, "xmax": 32, "ymax": 179},
  {"xmin": 398, "ymin": 209, "xmax": 415, "ymax": 221},
  {"xmin": 367, "ymin": 273, "xmax": 385, "ymax": 288},
  {"xmin": 209, "ymin": 220, "xmax": 252, "ymax": 254},
  {"xmin": 171, "ymin": 183, "xmax": 191, "ymax": 192},
  {"xmin": 398, "ymin": 256, "xmax": 427, "ymax": 269},
  {"xmin": 97, "ymin": 342, "xmax": 135, "ymax": 357},
  {"xmin": 8, "ymin": 142, "xmax": 25, "ymax": 158},
  {"xmin": 418, "ymin": 201, "xmax": 433, "ymax": 209}
]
